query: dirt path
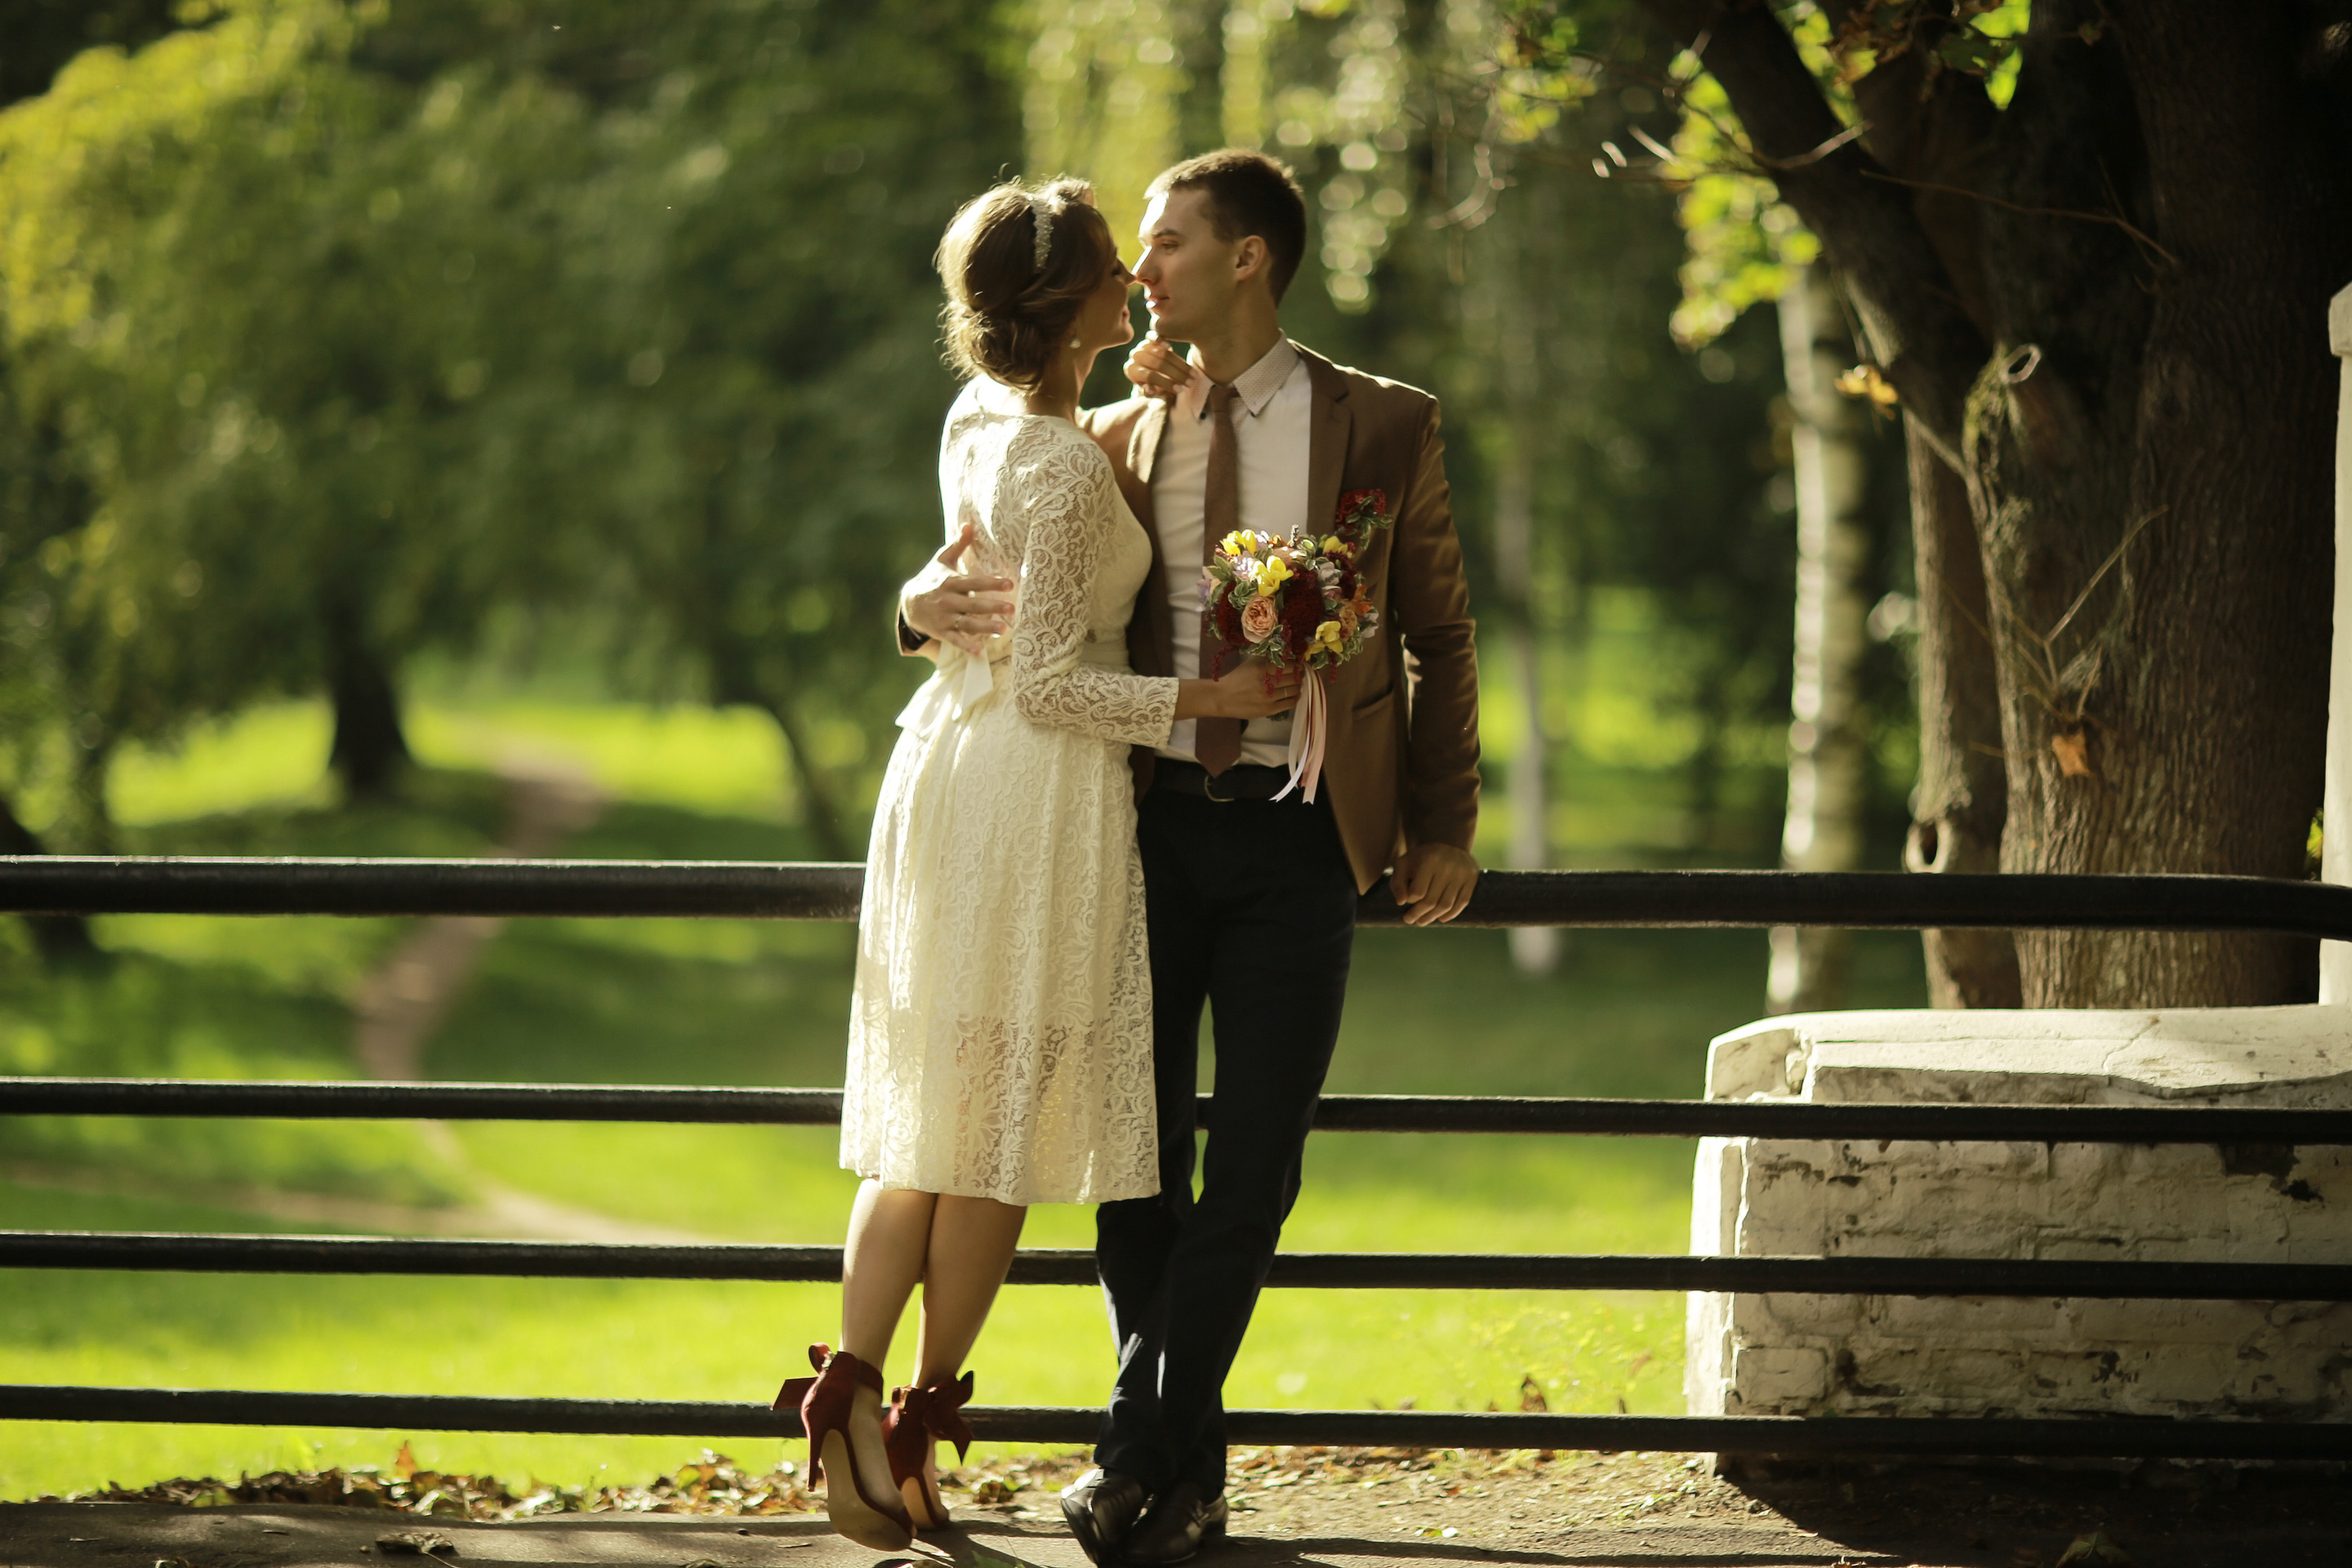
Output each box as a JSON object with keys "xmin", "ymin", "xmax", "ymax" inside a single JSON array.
[
  {"xmin": 350, "ymin": 761, "xmax": 603, "ymax": 1083},
  {"xmin": 342, "ymin": 759, "xmax": 706, "ymax": 1246},
  {"xmin": 1, "ymin": 757, "xmax": 705, "ymax": 1243}
]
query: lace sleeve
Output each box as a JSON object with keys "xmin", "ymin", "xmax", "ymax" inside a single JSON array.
[{"xmin": 1006, "ymin": 427, "xmax": 1178, "ymax": 746}]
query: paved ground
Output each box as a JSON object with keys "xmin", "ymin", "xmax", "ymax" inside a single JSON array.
[
  {"xmin": 7, "ymin": 1451, "xmax": 2348, "ymax": 1568},
  {"xmin": 0, "ymin": 1503, "xmax": 1881, "ymax": 1568}
]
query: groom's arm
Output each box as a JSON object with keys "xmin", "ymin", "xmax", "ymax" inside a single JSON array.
[{"xmin": 1385, "ymin": 399, "xmax": 1482, "ymax": 924}]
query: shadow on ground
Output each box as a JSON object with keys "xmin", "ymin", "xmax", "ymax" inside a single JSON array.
[{"xmin": 7, "ymin": 1454, "xmax": 2349, "ymax": 1568}]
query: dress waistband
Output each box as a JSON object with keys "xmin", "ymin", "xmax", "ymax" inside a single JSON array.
[{"xmin": 911, "ymin": 633, "xmax": 1133, "ymax": 731}]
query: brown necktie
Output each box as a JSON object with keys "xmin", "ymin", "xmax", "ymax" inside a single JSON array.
[{"xmin": 1195, "ymin": 381, "xmax": 1243, "ymax": 775}]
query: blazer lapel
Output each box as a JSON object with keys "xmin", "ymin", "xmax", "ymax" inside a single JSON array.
[
  {"xmin": 1123, "ymin": 399, "xmax": 1178, "ymax": 680},
  {"xmin": 1131, "ymin": 397, "xmax": 1170, "ymax": 485},
  {"xmin": 1297, "ymin": 344, "xmax": 1352, "ymax": 545}
]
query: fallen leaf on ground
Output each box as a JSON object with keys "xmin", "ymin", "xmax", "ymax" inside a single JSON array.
[{"xmin": 376, "ymin": 1533, "xmax": 455, "ymax": 1557}]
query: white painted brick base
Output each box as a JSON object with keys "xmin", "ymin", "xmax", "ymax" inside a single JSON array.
[{"xmin": 1684, "ymin": 1005, "xmax": 2352, "ymax": 1420}]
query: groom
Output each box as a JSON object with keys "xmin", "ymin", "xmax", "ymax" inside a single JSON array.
[{"xmin": 902, "ymin": 149, "xmax": 1480, "ymax": 1563}]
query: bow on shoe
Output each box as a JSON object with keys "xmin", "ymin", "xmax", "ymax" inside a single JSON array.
[
  {"xmin": 774, "ymin": 1340, "xmax": 831, "ymax": 1409},
  {"xmin": 775, "ymin": 1342, "xmax": 835, "ymax": 1479},
  {"xmin": 889, "ymin": 1370, "xmax": 977, "ymax": 1466}
]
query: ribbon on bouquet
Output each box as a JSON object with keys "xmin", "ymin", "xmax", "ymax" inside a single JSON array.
[{"xmin": 1274, "ymin": 671, "xmax": 1329, "ymax": 804}]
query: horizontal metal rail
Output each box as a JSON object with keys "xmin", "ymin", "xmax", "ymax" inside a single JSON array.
[
  {"xmin": 7, "ymin": 858, "xmax": 2345, "ymax": 1459},
  {"xmin": 8, "ymin": 1077, "xmax": 2351, "ymax": 1143},
  {"xmin": 7, "ymin": 1231, "xmax": 2350, "ymax": 1300},
  {"xmin": 3, "ymin": 858, "xmax": 2350, "ymax": 938},
  {"xmin": 5, "ymin": 1385, "xmax": 2346, "ymax": 1458}
]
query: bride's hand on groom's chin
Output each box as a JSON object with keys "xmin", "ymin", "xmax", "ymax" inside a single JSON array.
[
  {"xmin": 1124, "ymin": 333, "xmax": 1193, "ymax": 402},
  {"xmin": 1391, "ymin": 843, "xmax": 1479, "ymax": 926}
]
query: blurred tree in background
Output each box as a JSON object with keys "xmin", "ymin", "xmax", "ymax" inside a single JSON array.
[{"xmin": 0, "ymin": 0, "xmax": 1017, "ymax": 859}]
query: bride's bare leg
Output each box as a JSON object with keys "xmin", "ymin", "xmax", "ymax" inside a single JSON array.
[
  {"xmin": 842, "ymin": 1179, "xmax": 937, "ymax": 1365},
  {"xmin": 915, "ymin": 1194, "xmax": 1027, "ymax": 1382},
  {"xmin": 902, "ymin": 1196, "xmax": 1027, "ymax": 1512},
  {"xmin": 831, "ymin": 1178, "xmax": 936, "ymax": 1530}
]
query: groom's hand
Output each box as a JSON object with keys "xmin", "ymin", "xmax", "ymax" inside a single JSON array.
[
  {"xmin": 1390, "ymin": 844, "xmax": 1479, "ymax": 926},
  {"xmin": 903, "ymin": 523, "xmax": 1015, "ymax": 657}
]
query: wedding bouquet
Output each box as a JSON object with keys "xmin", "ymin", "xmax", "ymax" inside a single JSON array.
[{"xmin": 1200, "ymin": 487, "xmax": 1393, "ymax": 802}]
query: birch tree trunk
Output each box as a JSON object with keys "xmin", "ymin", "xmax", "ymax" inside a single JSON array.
[
  {"xmin": 1497, "ymin": 435, "xmax": 1560, "ymax": 974},
  {"xmin": 1767, "ymin": 265, "xmax": 1872, "ymax": 1012}
]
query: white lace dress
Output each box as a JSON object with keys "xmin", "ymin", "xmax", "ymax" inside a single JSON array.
[{"xmin": 840, "ymin": 383, "xmax": 1178, "ymax": 1205}]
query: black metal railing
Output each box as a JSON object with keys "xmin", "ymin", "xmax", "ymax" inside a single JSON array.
[{"xmin": 4, "ymin": 858, "xmax": 2350, "ymax": 1459}]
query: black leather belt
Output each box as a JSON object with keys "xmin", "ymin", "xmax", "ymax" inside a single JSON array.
[{"xmin": 1151, "ymin": 760, "xmax": 1303, "ymax": 803}]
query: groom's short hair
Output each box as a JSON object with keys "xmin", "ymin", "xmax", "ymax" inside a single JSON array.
[{"xmin": 1148, "ymin": 149, "xmax": 1307, "ymax": 303}]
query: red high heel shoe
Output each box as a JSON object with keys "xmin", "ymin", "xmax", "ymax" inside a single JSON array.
[
  {"xmin": 777, "ymin": 1343, "xmax": 912, "ymax": 1550},
  {"xmin": 884, "ymin": 1371, "xmax": 975, "ymax": 1529}
]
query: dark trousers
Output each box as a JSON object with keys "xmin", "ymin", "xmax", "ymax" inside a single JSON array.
[{"xmin": 1094, "ymin": 782, "xmax": 1358, "ymax": 1495}]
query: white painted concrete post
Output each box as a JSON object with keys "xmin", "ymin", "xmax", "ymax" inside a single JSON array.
[{"xmin": 2324, "ymin": 287, "xmax": 2352, "ymax": 1002}]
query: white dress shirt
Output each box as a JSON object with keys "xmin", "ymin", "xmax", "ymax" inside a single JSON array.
[{"xmin": 1152, "ymin": 336, "xmax": 1312, "ymax": 767}]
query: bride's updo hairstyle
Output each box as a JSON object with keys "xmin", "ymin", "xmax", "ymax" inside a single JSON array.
[{"xmin": 938, "ymin": 178, "xmax": 1118, "ymax": 390}]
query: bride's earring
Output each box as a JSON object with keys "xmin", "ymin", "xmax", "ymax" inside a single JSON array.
[{"xmin": 1068, "ymin": 334, "xmax": 1081, "ymax": 346}]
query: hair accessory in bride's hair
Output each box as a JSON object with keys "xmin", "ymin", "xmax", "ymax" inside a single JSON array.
[{"xmin": 1028, "ymin": 192, "xmax": 1056, "ymax": 273}]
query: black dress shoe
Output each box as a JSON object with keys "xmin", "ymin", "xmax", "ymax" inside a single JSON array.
[
  {"xmin": 1123, "ymin": 1481, "xmax": 1227, "ymax": 1566},
  {"xmin": 1060, "ymin": 1467, "xmax": 1148, "ymax": 1565}
]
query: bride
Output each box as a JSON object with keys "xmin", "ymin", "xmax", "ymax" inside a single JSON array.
[{"xmin": 777, "ymin": 178, "xmax": 1298, "ymax": 1550}]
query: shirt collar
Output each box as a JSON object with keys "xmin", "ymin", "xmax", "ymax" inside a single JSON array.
[{"xmin": 1187, "ymin": 336, "xmax": 1300, "ymax": 421}]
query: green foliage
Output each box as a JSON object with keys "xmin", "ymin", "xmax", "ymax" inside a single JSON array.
[
  {"xmin": 1659, "ymin": 71, "xmax": 1819, "ymax": 349},
  {"xmin": 0, "ymin": 0, "xmax": 1020, "ymax": 838},
  {"xmin": 1488, "ymin": 2, "xmax": 1842, "ymax": 346}
]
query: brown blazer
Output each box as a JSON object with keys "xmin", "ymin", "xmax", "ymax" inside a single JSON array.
[{"xmin": 1080, "ymin": 343, "xmax": 1481, "ymax": 893}]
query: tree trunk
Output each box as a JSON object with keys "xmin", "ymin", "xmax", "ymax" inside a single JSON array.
[
  {"xmin": 755, "ymin": 692, "xmax": 852, "ymax": 863},
  {"xmin": 1496, "ymin": 436, "xmax": 1560, "ymax": 975},
  {"xmin": 1767, "ymin": 265, "xmax": 1870, "ymax": 1012},
  {"xmin": 0, "ymin": 791, "xmax": 100, "ymax": 963},
  {"xmin": 1962, "ymin": 0, "xmax": 2336, "ymax": 1005},
  {"xmin": 327, "ymin": 622, "xmax": 412, "ymax": 801},
  {"xmin": 65, "ymin": 732, "xmax": 116, "ymax": 855},
  {"xmin": 1903, "ymin": 418, "xmax": 2021, "ymax": 1007}
]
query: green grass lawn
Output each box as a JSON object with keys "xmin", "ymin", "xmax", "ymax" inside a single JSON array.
[{"xmin": 0, "ymin": 700, "xmax": 1925, "ymax": 1499}]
